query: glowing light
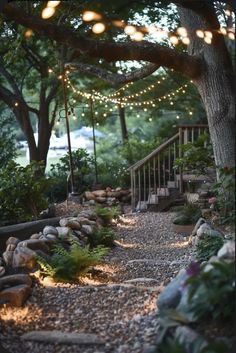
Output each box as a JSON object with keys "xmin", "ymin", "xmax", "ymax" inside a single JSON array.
[
  {"xmin": 228, "ymin": 32, "xmax": 235, "ymax": 40},
  {"xmin": 72, "ymin": 115, "xmax": 76, "ymax": 120},
  {"xmin": 204, "ymin": 31, "xmax": 213, "ymax": 39},
  {"xmin": 177, "ymin": 27, "xmax": 187, "ymax": 37},
  {"xmin": 170, "ymin": 101, "xmax": 174, "ymax": 105},
  {"xmin": 149, "ymin": 118, "xmax": 152, "ymax": 121},
  {"xmin": 42, "ymin": 7, "xmax": 55, "ymax": 19},
  {"xmin": 204, "ymin": 37, "xmax": 212, "ymax": 44},
  {"xmin": 112, "ymin": 20, "xmax": 125, "ymax": 28},
  {"xmin": 137, "ymin": 114, "xmax": 140, "ymax": 118},
  {"xmin": 58, "ymin": 75, "xmax": 62, "ymax": 80},
  {"xmin": 14, "ymin": 102, "xmax": 19, "ymax": 107},
  {"xmin": 147, "ymin": 25, "xmax": 157, "ymax": 34},
  {"xmin": 81, "ymin": 113, "xmax": 85, "ymax": 117},
  {"xmin": 196, "ymin": 30, "xmax": 204, "ymax": 38},
  {"xmin": 96, "ymin": 122, "xmax": 99, "ymax": 126},
  {"xmin": 103, "ymin": 113, "xmax": 107, "ymax": 117},
  {"xmin": 219, "ymin": 27, "xmax": 227, "ymax": 35},
  {"xmin": 47, "ymin": 1, "xmax": 61, "ymax": 7},
  {"xmin": 153, "ymin": 29, "xmax": 167, "ymax": 41},
  {"xmin": 169, "ymin": 35, "xmax": 179, "ymax": 45},
  {"xmin": 92, "ymin": 23, "xmax": 106, "ymax": 34},
  {"xmin": 131, "ymin": 31, "xmax": 144, "ymax": 41},
  {"xmin": 24, "ymin": 29, "xmax": 33, "ymax": 38},
  {"xmin": 56, "ymin": 120, "xmax": 60, "ymax": 125},
  {"xmin": 182, "ymin": 37, "xmax": 190, "ymax": 45},
  {"xmin": 124, "ymin": 25, "xmax": 136, "ymax": 35},
  {"xmin": 95, "ymin": 111, "xmax": 98, "ymax": 115},
  {"xmin": 189, "ymin": 111, "xmax": 193, "ymax": 115},
  {"xmin": 224, "ymin": 9, "xmax": 231, "ymax": 17},
  {"xmin": 176, "ymin": 115, "xmax": 180, "ymax": 119},
  {"xmin": 48, "ymin": 68, "xmax": 53, "ymax": 73},
  {"xmin": 82, "ymin": 11, "xmax": 102, "ymax": 22}
]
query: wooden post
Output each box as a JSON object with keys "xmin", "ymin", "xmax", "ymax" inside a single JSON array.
[{"xmin": 179, "ymin": 127, "xmax": 183, "ymax": 193}]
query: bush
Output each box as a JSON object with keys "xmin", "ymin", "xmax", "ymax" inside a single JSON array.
[
  {"xmin": 95, "ymin": 206, "xmax": 119, "ymax": 225},
  {"xmin": 36, "ymin": 241, "xmax": 108, "ymax": 281},
  {"xmin": 173, "ymin": 202, "xmax": 201, "ymax": 225},
  {"xmin": 0, "ymin": 114, "xmax": 18, "ymax": 170},
  {"xmin": 90, "ymin": 227, "xmax": 116, "ymax": 247},
  {"xmin": 196, "ymin": 235, "xmax": 224, "ymax": 262},
  {"xmin": 0, "ymin": 161, "xmax": 50, "ymax": 226},
  {"xmin": 48, "ymin": 148, "xmax": 95, "ymax": 202}
]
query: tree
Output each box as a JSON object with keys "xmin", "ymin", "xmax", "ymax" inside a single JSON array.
[{"xmin": 1, "ymin": 1, "xmax": 235, "ymax": 169}]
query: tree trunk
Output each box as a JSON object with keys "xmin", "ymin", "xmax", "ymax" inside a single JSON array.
[
  {"xmin": 117, "ymin": 104, "xmax": 129, "ymax": 143},
  {"xmin": 178, "ymin": 5, "xmax": 235, "ymax": 168}
]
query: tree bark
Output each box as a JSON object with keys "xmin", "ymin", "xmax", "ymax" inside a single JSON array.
[
  {"xmin": 117, "ymin": 104, "xmax": 129, "ymax": 143},
  {"xmin": 178, "ymin": 4, "xmax": 235, "ymax": 167}
]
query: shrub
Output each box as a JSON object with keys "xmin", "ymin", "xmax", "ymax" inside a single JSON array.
[
  {"xmin": 36, "ymin": 241, "xmax": 108, "ymax": 281},
  {"xmin": 0, "ymin": 114, "xmax": 18, "ymax": 170},
  {"xmin": 90, "ymin": 227, "xmax": 116, "ymax": 247},
  {"xmin": 185, "ymin": 260, "xmax": 235, "ymax": 322},
  {"xmin": 95, "ymin": 206, "xmax": 119, "ymax": 225},
  {"xmin": 196, "ymin": 235, "xmax": 224, "ymax": 262},
  {"xmin": 173, "ymin": 202, "xmax": 201, "ymax": 225},
  {"xmin": 48, "ymin": 148, "xmax": 95, "ymax": 201},
  {"xmin": 0, "ymin": 161, "xmax": 50, "ymax": 226}
]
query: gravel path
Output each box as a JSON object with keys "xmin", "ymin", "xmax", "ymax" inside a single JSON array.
[{"xmin": 0, "ymin": 211, "xmax": 194, "ymax": 353}]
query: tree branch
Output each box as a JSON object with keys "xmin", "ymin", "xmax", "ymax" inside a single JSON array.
[
  {"xmin": 46, "ymin": 79, "xmax": 60, "ymax": 105},
  {"xmin": 0, "ymin": 58, "xmax": 23, "ymax": 98},
  {"xmin": 2, "ymin": 3, "xmax": 203, "ymax": 79},
  {"xmin": 65, "ymin": 62, "xmax": 160, "ymax": 85}
]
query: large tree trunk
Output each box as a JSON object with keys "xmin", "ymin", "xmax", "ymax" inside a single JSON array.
[
  {"xmin": 178, "ymin": 5, "xmax": 235, "ymax": 168},
  {"xmin": 117, "ymin": 104, "xmax": 129, "ymax": 143}
]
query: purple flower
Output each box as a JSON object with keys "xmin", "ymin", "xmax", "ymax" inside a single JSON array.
[
  {"xmin": 208, "ymin": 197, "xmax": 217, "ymax": 204},
  {"xmin": 186, "ymin": 261, "xmax": 201, "ymax": 277}
]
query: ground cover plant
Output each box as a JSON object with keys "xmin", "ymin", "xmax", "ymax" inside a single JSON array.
[
  {"xmin": 90, "ymin": 227, "xmax": 116, "ymax": 248},
  {"xmin": 172, "ymin": 202, "xmax": 202, "ymax": 225},
  {"xmin": 196, "ymin": 235, "xmax": 224, "ymax": 262}
]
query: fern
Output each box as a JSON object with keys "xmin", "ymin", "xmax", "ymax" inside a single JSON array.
[{"xmin": 36, "ymin": 255, "xmax": 56, "ymax": 277}]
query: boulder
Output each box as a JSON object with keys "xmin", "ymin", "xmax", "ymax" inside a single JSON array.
[
  {"xmin": 196, "ymin": 224, "xmax": 224, "ymax": 239},
  {"xmin": 0, "ymin": 284, "xmax": 31, "ymax": 307},
  {"xmin": 92, "ymin": 190, "xmax": 107, "ymax": 198},
  {"xmin": 30, "ymin": 233, "xmax": 41, "ymax": 239},
  {"xmin": 43, "ymin": 226, "xmax": 58, "ymax": 236},
  {"xmin": 56, "ymin": 226, "xmax": 71, "ymax": 239},
  {"xmin": 12, "ymin": 247, "xmax": 36, "ymax": 269},
  {"xmin": 2, "ymin": 251, "xmax": 14, "ymax": 266},
  {"xmin": 0, "ymin": 274, "xmax": 32, "ymax": 290},
  {"xmin": 77, "ymin": 217, "xmax": 91, "ymax": 225},
  {"xmin": 17, "ymin": 239, "xmax": 50, "ymax": 253},
  {"xmin": 81, "ymin": 225, "xmax": 94, "ymax": 236},
  {"xmin": 78, "ymin": 210, "xmax": 96, "ymax": 220},
  {"xmin": 175, "ymin": 326, "xmax": 207, "ymax": 352},
  {"xmin": 191, "ymin": 218, "xmax": 207, "ymax": 236},
  {"xmin": 217, "ymin": 241, "xmax": 235, "ymax": 261},
  {"xmin": 84, "ymin": 191, "xmax": 96, "ymax": 201},
  {"xmin": 6, "ymin": 243, "xmax": 17, "ymax": 252},
  {"xmin": 157, "ymin": 269, "xmax": 188, "ymax": 310},
  {"xmin": 96, "ymin": 197, "xmax": 107, "ymax": 203},
  {"xmin": 66, "ymin": 219, "xmax": 81, "ymax": 230},
  {"xmin": 44, "ymin": 234, "xmax": 58, "ymax": 243}
]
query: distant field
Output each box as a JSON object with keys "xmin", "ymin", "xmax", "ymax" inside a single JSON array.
[{"xmin": 15, "ymin": 150, "xmax": 62, "ymax": 173}]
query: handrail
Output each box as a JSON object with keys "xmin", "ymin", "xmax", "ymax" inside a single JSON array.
[
  {"xmin": 177, "ymin": 124, "xmax": 208, "ymax": 128},
  {"xmin": 128, "ymin": 132, "xmax": 179, "ymax": 171}
]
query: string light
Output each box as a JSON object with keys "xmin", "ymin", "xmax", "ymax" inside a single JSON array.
[
  {"xmin": 124, "ymin": 25, "xmax": 136, "ymax": 35},
  {"xmin": 82, "ymin": 11, "xmax": 102, "ymax": 22},
  {"xmin": 14, "ymin": 102, "xmax": 19, "ymax": 107},
  {"xmin": 24, "ymin": 29, "xmax": 33, "ymax": 38},
  {"xmin": 92, "ymin": 23, "xmax": 106, "ymax": 34},
  {"xmin": 42, "ymin": 7, "xmax": 55, "ymax": 19},
  {"xmin": 131, "ymin": 32, "xmax": 144, "ymax": 41},
  {"xmin": 47, "ymin": 1, "xmax": 61, "ymax": 7}
]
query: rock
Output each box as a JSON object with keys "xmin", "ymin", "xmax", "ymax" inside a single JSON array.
[
  {"xmin": 0, "ymin": 258, "xmax": 3, "ymax": 266},
  {"xmin": 0, "ymin": 284, "xmax": 31, "ymax": 307},
  {"xmin": 0, "ymin": 266, "xmax": 5, "ymax": 277},
  {"xmin": 175, "ymin": 326, "xmax": 207, "ymax": 352},
  {"xmin": 2, "ymin": 251, "xmax": 14, "ymax": 266},
  {"xmin": 0, "ymin": 274, "xmax": 32, "ymax": 290},
  {"xmin": 6, "ymin": 237, "xmax": 20, "ymax": 247},
  {"xmin": 124, "ymin": 278, "xmax": 160, "ymax": 284},
  {"xmin": 78, "ymin": 210, "xmax": 96, "ymax": 220},
  {"xmin": 197, "ymin": 224, "xmax": 224, "ymax": 239},
  {"xmin": 77, "ymin": 217, "xmax": 91, "ymax": 225},
  {"xmin": 96, "ymin": 197, "xmax": 107, "ymax": 203},
  {"xmin": 191, "ymin": 218, "xmax": 207, "ymax": 236},
  {"xmin": 157, "ymin": 269, "xmax": 188, "ymax": 310},
  {"xmin": 17, "ymin": 239, "xmax": 50, "ymax": 253},
  {"xmin": 92, "ymin": 190, "xmax": 107, "ymax": 198},
  {"xmin": 30, "ymin": 233, "xmax": 41, "ymax": 239},
  {"xmin": 59, "ymin": 218, "xmax": 69, "ymax": 227},
  {"xmin": 217, "ymin": 241, "xmax": 235, "ymax": 260},
  {"xmin": 44, "ymin": 234, "xmax": 58, "ymax": 242},
  {"xmin": 106, "ymin": 191, "xmax": 121, "ymax": 198},
  {"xmin": 88, "ymin": 200, "xmax": 96, "ymax": 206},
  {"xmin": 6, "ymin": 243, "xmax": 17, "ymax": 252},
  {"xmin": 66, "ymin": 219, "xmax": 81, "ymax": 230},
  {"xmin": 43, "ymin": 225, "xmax": 58, "ymax": 236},
  {"xmin": 84, "ymin": 191, "xmax": 96, "ymax": 201},
  {"xmin": 12, "ymin": 247, "xmax": 36, "ymax": 269},
  {"xmin": 56, "ymin": 226, "xmax": 71, "ymax": 238},
  {"xmin": 81, "ymin": 225, "xmax": 94, "ymax": 236},
  {"xmin": 21, "ymin": 331, "xmax": 104, "ymax": 345}
]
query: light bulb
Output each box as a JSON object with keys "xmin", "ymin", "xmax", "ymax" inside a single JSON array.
[
  {"xmin": 82, "ymin": 11, "xmax": 102, "ymax": 22},
  {"xmin": 92, "ymin": 23, "xmax": 106, "ymax": 34},
  {"xmin": 124, "ymin": 25, "xmax": 136, "ymax": 35},
  {"xmin": 47, "ymin": 1, "xmax": 61, "ymax": 7},
  {"xmin": 196, "ymin": 30, "xmax": 204, "ymax": 38},
  {"xmin": 177, "ymin": 27, "xmax": 187, "ymax": 37},
  {"xmin": 182, "ymin": 37, "xmax": 190, "ymax": 45},
  {"xmin": 131, "ymin": 31, "xmax": 144, "ymax": 41},
  {"xmin": 42, "ymin": 7, "xmax": 55, "ymax": 19}
]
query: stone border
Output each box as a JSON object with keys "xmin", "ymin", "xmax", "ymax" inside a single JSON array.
[{"xmin": 0, "ymin": 218, "xmax": 60, "ymax": 252}]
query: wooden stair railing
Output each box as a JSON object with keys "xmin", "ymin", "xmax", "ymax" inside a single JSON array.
[{"xmin": 129, "ymin": 125, "xmax": 208, "ymax": 211}]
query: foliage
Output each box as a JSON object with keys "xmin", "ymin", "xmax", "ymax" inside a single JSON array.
[
  {"xmin": 174, "ymin": 133, "xmax": 215, "ymax": 176},
  {"xmin": 0, "ymin": 160, "xmax": 50, "ymax": 226},
  {"xmin": 211, "ymin": 166, "xmax": 235, "ymax": 226},
  {"xmin": 90, "ymin": 227, "xmax": 116, "ymax": 247},
  {"xmin": 0, "ymin": 114, "xmax": 18, "ymax": 170},
  {"xmin": 36, "ymin": 240, "xmax": 108, "ymax": 281},
  {"xmin": 196, "ymin": 235, "xmax": 224, "ymax": 262},
  {"xmin": 173, "ymin": 202, "xmax": 201, "ymax": 225},
  {"xmin": 95, "ymin": 206, "xmax": 119, "ymax": 225},
  {"xmin": 185, "ymin": 260, "xmax": 235, "ymax": 322},
  {"xmin": 48, "ymin": 148, "xmax": 95, "ymax": 201}
]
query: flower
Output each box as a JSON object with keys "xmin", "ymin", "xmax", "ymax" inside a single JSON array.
[
  {"xmin": 208, "ymin": 197, "xmax": 217, "ymax": 204},
  {"xmin": 186, "ymin": 261, "xmax": 201, "ymax": 277},
  {"xmin": 223, "ymin": 166, "xmax": 229, "ymax": 172}
]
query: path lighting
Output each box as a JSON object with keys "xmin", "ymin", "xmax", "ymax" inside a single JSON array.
[{"xmin": 92, "ymin": 23, "xmax": 106, "ymax": 34}]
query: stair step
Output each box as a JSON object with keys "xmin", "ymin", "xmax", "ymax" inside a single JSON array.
[
  {"xmin": 156, "ymin": 188, "xmax": 170, "ymax": 196},
  {"xmin": 147, "ymin": 194, "xmax": 159, "ymax": 205},
  {"xmin": 136, "ymin": 201, "xmax": 148, "ymax": 210}
]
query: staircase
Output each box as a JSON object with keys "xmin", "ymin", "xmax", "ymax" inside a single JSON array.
[{"xmin": 129, "ymin": 125, "xmax": 209, "ymax": 212}]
